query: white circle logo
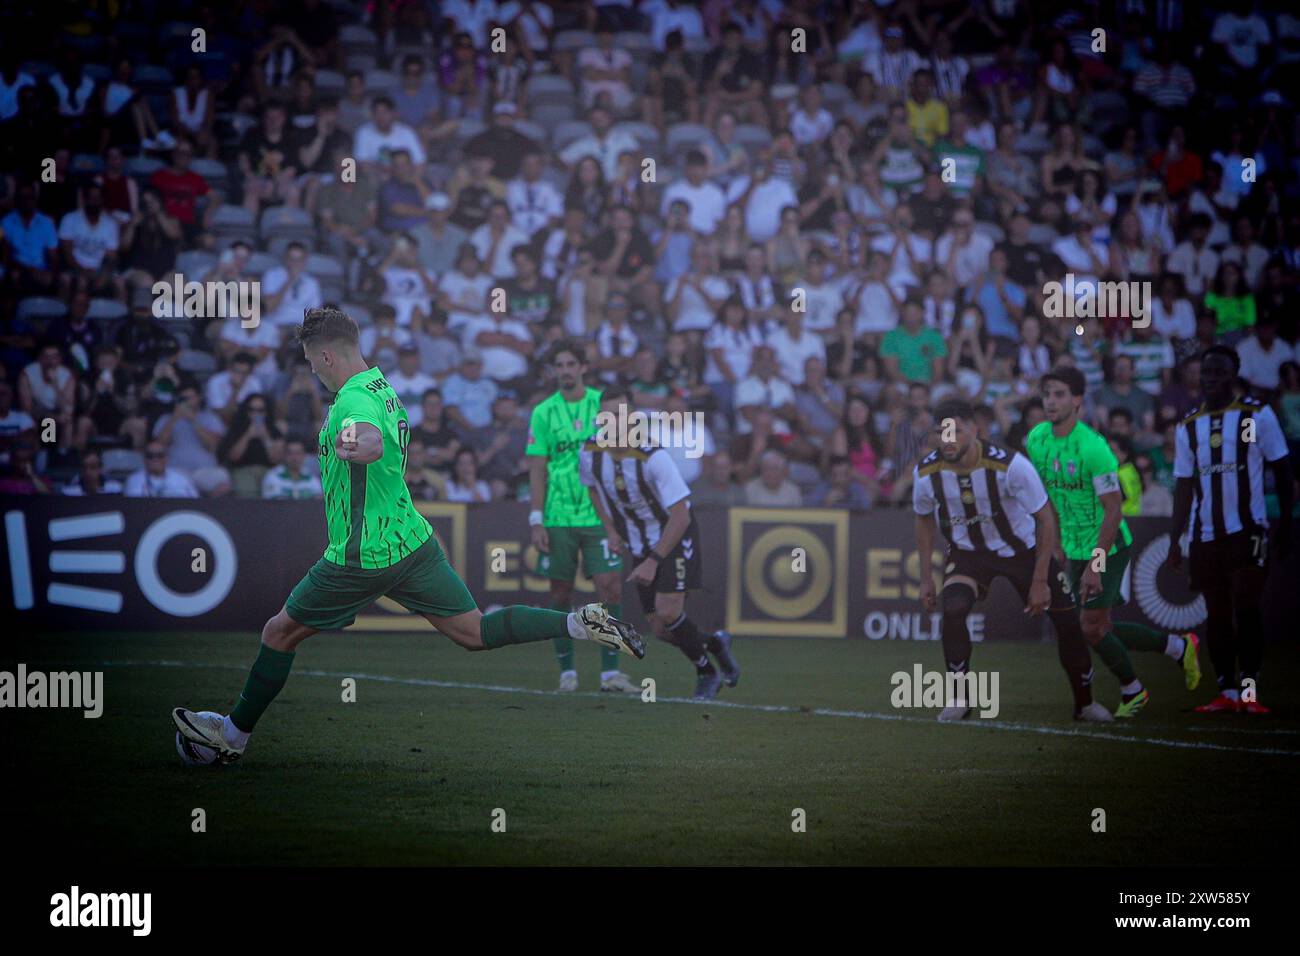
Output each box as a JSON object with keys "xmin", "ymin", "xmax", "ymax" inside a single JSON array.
[
  {"xmin": 134, "ymin": 512, "xmax": 238, "ymax": 617},
  {"xmin": 1132, "ymin": 534, "xmax": 1204, "ymax": 631}
]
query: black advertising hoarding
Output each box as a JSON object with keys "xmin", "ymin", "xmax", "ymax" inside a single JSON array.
[{"xmin": 3, "ymin": 496, "xmax": 1293, "ymax": 640}]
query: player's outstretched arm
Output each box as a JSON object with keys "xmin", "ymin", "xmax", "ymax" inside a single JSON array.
[{"xmin": 335, "ymin": 421, "xmax": 383, "ymax": 464}]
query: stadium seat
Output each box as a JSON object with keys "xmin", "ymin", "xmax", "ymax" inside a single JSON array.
[
  {"xmin": 124, "ymin": 156, "xmax": 165, "ymax": 181},
  {"xmin": 613, "ymin": 32, "xmax": 654, "ymax": 52},
  {"xmin": 132, "ymin": 64, "xmax": 175, "ymax": 92},
  {"xmin": 176, "ymin": 349, "xmax": 217, "ymax": 376},
  {"xmin": 364, "ymin": 69, "xmax": 398, "ymax": 97},
  {"xmin": 15, "ymin": 296, "xmax": 67, "ymax": 323},
  {"xmin": 244, "ymin": 251, "xmax": 279, "ymax": 277},
  {"xmin": 209, "ymin": 205, "xmax": 257, "ymax": 246},
  {"xmin": 101, "ymin": 448, "xmax": 144, "ymax": 480},
  {"xmin": 315, "ymin": 70, "xmax": 346, "ymax": 95},
  {"xmin": 86, "ymin": 298, "xmax": 129, "ymax": 322},
  {"xmin": 189, "ymin": 157, "xmax": 230, "ymax": 194},
  {"xmin": 175, "ymin": 250, "xmax": 217, "ymax": 279},
  {"xmin": 551, "ymin": 120, "xmax": 593, "ymax": 151},
  {"xmin": 529, "ymin": 101, "xmax": 576, "ymax": 130},
  {"xmin": 513, "ymin": 119, "xmax": 547, "ymax": 143},
  {"xmin": 260, "ymin": 205, "xmax": 315, "ymax": 242},
  {"xmin": 342, "ymin": 303, "xmax": 372, "ymax": 326},
  {"xmin": 307, "ymin": 253, "xmax": 346, "ymax": 300},
  {"xmin": 344, "ymin": 52, "xmax": 378, "ymax": 74},
  {"xmin": 71, "ymin": 153, "xmax": 105, "ymax": 175},
  {"xmin": 613, "ymin": 121, "xmax": 660, "ymax": 152},
  {"xmin": 527, "ymin": 74, "xmax": 577, "ymax": 101},
  {"xmin": 340, "ymin": 24, "xmax": 379, "ymax": 57},
  {"xmin": 732, "ymin": 124, "xmax": 773, "ymax": 156},
  {"xmin": 553, "ymin": 31, "xmax": 596, "ymax": 52}
]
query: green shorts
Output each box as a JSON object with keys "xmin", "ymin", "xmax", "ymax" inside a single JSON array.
[
  {"xmin": 1067, "ymin": 544, "xmax": 1131, "ymax": 610},
  {"xmin": 286, "ymin": 534, "xmax": 477, "ymax": 631},
  {"xmin": 536, "ymin": 525, "xmax": 623, "ymax": 581}
]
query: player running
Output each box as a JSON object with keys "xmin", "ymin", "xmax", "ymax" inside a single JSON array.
[
  {"xmin": 580, "ymin": 387, "xmax": 740, "ymax": 699},
  {"xmin": 915, "ymin": 398, "xmax": 1108, "ymax": 721},
  {"xmin": 173, "ymin": 308, "xmax": 644, "ymax": 764},
  {"xmin": 527, "ymin": 339, "xmax": 637, "ymax": 693},
  {"xmin": 1166, "ymin": 345, "xmax": 1293, "ymax": 713},
  {"xmin": 1026, "ymin": 367, "xmax": 1199, "ymax": 718}
]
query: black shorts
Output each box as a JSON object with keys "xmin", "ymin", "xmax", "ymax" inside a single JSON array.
[
  {"xmin": 1189, "ymin": 526, "xmax": 1269, "ymax": 592},
  {"xmin": 634, "ymin": 517, "xmax": 704, "ymax": 615},
  {"xmin": 944, "ymin": 548, "xmax": 1075, "ymax": 611}
]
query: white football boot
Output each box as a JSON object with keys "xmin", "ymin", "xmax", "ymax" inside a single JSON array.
[
  {"xmin": 172, "ymin": 708, "xmax": 244, "ymax": 764},
  {"xmin": 599, "ymin": 672, "xmax": 642, "ymax": 694},
  {"xmin": 575, "ymin": 603, "xmax": 646, "ymax": 658}
]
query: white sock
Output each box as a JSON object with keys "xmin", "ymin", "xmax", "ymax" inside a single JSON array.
[
  {"xmin": 560, "ymin": 668, "xmax": 577, "ymax": 680},
  {"xmin": 222, "ymin": 715, "xmax": 250, "ymax": 748},
  {"xmin": 1164, "ymin": 635, "xmax": 1186, "ymax": 660},
  {"xmin": 1120, "ymin": 680, "xmax": 1143, "ymax": 696},
  {"xmin": 600, "ymin": 670, "xmax": 621, "ymax": 681},
  {"xmin": 566, "ymin": 612, "xmax": 586, "ymax": 640}
]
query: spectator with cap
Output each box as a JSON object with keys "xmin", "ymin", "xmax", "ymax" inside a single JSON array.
[
  {"xmin": 465, "ymin": 101, "xmax": 541, "ymax": 181},
  {"xmin": 124, "ymin": 441, "xmax": 200, "ymax": 498},
  {"xmin": 442, "ymin": 346, "xmax": 500, "ymax": 434},
  {"xmin": 412, "ymin": 191, "xmax": 468, "ymax": 275}
]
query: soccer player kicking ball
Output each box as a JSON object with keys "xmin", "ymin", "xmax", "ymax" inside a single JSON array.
[
  {"xmin": 174, "ymin": 309, "xmax": 644, "ymax": 763},
  {"xmin": 915, "ymin": 399, "xmax": 1108, "ymax": 721},
  {"xmin": 1166, "ymin": 346, "xmax": 1292, "ymax": 714},
  {"xmin": 1026, "ymin": 367, "xmax": 1199, "ymax": 718},
  {"xmin": 580, "ymin": 388, "xmax": 740, "ymax": 699},
  {"xmin": 527, "ymin": 339, "xmax": 638, "ymax": 694}
]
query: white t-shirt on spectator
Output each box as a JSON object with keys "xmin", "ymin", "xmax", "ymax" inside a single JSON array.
[
  {"xmin": 469, "ymin": 224, "xmax": 530, "ymax": 278},
  {"xmin": 935, "ymin": 231, "xmax": 994, "ymax": 288},
  {"xmin": 789, "ymin": 108, "xmax": 834, "ymax": 147},
  {"xmin": 387, "ymin": 369, "xmax": 439, "ymax": 425},
  {"xmin": 354, "ymin": 120, "xmax": 427, "ymax": 165},
  {"xmin": 704, "ymin": 323, "xmax": 765, "ymax": 384},
  {"xmin": 382, "ymin": 266, "xmax": 433, "ymax": 326},
  {"xmin": 734, "ymin": 374, "xmax": 795, "ymax": 435},
  {"xmin": 58, "ymin": 210, "xmax": 119, "ymax": 270},
  {"xmin": 766, "ymin": 326, "xmax": 826, "ymax": 386},
  {"xmin": 439, "ymin": 269, "xmax": 494, "ymax": 330},
  {"xmin": 668, "ymin": 274, "xmax": 732, "ymax": 332},
  {"xmin": 205, "ymin": 371, "xmax": 263, "ymax": 415},
  {"xmin": 462, "ymin": 316, "xmax": 533, "ymax": 381},
  {"xmin": 506, "ymin": 177, "xmax": 564, "ymax": 236},
  {"xmin": 744, "ymin": 178, "xmax": 799, "ymax": 243},
  {"xmin": 1237, "ymin": 335, "xmax": 1296, "ymax": 391},
  {"xmin": 660, "ymin": 179, "xmax": 727, "ymax": 235},
  {"xmin": 1152, "ymin": 297, "xmax": 1196, "ymax": 340},
  {"xmin": 262, "ymin": 267, "xmax": 323, "ymax": 327},
  {"xmin": 124, "ymin": 467, "xmax": 199, "ymax": 498}
]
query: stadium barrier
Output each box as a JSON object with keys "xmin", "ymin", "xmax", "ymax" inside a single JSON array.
[{"xmin": 3, "ymin": 496, "xmax": 1294, "ymax": 640}]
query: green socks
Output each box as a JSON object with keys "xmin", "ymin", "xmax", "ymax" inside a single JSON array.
[
  {"xmin": 601, "ymin": 603, "xmax": 624, "ymax": 671},
  {"xmin": 230, "ymin": 644, "xmax": 295, "ymax": 733},
  {"xmin": 1113, "ymin": 621, "xmax": 1167, "ymax": 653},
  {"xmin": 549, "ymin": 602, "xmax": 574, "ymax": 670},
  {"xmin": 481, "ymin": 605, "xmax": 573, "ymax": 650},
  {"xmin": 1095, "ymin": 633, "xmax": 1138, "ymax": 684}
]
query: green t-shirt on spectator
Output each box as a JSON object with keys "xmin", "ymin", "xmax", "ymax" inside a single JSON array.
[{"xmin": 881, "ymin": 325, "xmax": 947, "ymax": 383}]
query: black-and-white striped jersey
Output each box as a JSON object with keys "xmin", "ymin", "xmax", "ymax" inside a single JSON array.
[
  {"xmin": 912, "ymin": 442, "xmax": 1047, "ymax": 557},
  {"xmin": 1173, "ymin": 397, "xmax": 1289, "ymax": 543},
  {"xmin": 579, "ymin": 441, "xmax": 690, "ymax": 557}
]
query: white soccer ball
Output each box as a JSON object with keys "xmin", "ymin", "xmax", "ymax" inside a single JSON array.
[{"xmin": 174, "ymin": 710, "xmax": 223, "ymax": 766}]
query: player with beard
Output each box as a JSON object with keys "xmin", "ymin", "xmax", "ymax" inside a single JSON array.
[{"xmin": 915, "ymin": 398, "xmax": 1107, "ymax": 720}]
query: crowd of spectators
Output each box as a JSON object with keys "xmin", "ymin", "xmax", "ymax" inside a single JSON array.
[{"xmin": 2, "ymin": 0, "xmax": 1299, "ymax": 515}]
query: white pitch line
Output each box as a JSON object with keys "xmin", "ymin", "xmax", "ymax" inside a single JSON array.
[{"xmin": 101, "ymin": 659, "xmax": 1300, "ymax": 758}]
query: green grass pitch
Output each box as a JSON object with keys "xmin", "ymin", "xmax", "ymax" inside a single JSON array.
[{"xmin": 7, "ymin": 631, "xmax": 1299, "ymax": 866}]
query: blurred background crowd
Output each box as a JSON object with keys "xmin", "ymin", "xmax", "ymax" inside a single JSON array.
[{"xmin": 1, "ymin": 0, "xmax": 1298, "ymax": 515}]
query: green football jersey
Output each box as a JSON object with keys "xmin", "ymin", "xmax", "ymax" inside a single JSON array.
[
  {"xmin": 319, "ymin": 367, "xmax": 432, "ymax": 568},
  {"xmin": 526, "ymin": 387, "xmax": 603, "ymax": 527},
  {"xmin": 1025, "ymin": 420, "xmax": 1133, "ymax": 560}
]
